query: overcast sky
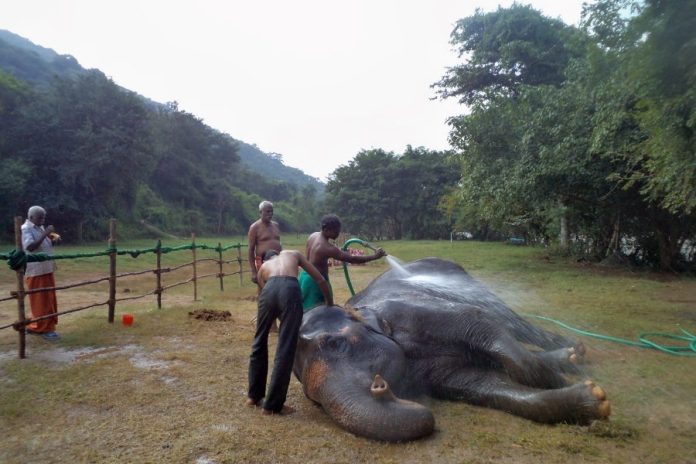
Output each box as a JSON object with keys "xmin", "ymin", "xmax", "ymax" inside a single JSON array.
[{"xmin": 2, "ymin": 0, "xmax": 587, "ymax": 181}]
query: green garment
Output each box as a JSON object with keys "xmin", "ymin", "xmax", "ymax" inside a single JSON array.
[{"xmin": 298, "ymin": 269, "xmax": 332, "ymax": 312}]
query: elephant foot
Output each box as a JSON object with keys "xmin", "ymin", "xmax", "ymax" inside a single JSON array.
[
  {"xmin": 584, "ymin": 380, "xmax": 611, "ymax": 418},
  {"xmin": 568, "ymin": 347, "xmax": 582, "ymax": 364},
  {"xmin": 535, "ymin": 346, "xmax": 584, "ymax": 375},
  {"xmin": 574, "ymin": 341, "xmax": 586, "ymax": 357},
  {"xmin": 551, "ymin": 347, "xmax": 581, "ymax": 363},
  {"xmin": 371, "ymin": 374, "xmax": 397, "ymax": 401},
  {"xmin": 564, "ymin": 380, "xmax": 610, "ymax": 424},
  {"xmin": 522, "ymin": 379, "xmax": 610, "ymax": 424}
]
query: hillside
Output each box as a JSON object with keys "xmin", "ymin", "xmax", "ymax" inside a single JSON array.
[
  {"xmin": 0, "ymin": 29, "xmax": 324, "ymax": 191},
  {"xmin": 236, "ymin": 140, "xmax": 324, "ymax": 194},
  {"xmin": 0, "ymin": 29, "xmax": 324, "ymax": 239},
  {"xmin": 0, "ymin": 29, "xmax": 85, "ymax": 85}
]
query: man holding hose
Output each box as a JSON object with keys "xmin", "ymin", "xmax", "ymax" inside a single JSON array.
[{"xmin": 300, "ymin": 214, "xmax": 386, "ymax": 312}]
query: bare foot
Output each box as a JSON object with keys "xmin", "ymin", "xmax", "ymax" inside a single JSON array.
[
  {"xmin": 261, "ymin": 405, "xmax": 295, "ymax": 415},
  {"xmin": 245, "ymin": 398, "xmax": 261, "ymax": 408}
]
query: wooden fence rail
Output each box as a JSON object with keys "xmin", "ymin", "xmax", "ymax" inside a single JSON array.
[{"xmin": 0, "ymin": 217, "xmax": 249, "ymax": 359}]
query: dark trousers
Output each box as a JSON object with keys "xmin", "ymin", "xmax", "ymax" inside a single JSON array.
[{"xmin": 248, "ymin": 276, "xmax": 304, "ymax": 412}]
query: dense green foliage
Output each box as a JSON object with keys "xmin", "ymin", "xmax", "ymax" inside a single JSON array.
[
  {"xmin": 0, "ymin": 32, "xmax": 323, "ymax": 241},
  {"xmin": 433, "ymin": 1, "xmax": 695, "ymax": 270},
  {"xmin": 325, "ymin": 147, "xmax": 459, "ymax": 240}
]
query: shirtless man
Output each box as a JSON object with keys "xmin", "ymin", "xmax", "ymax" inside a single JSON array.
[
  {"xmin": 246, "ymin": 249, "xmax": 333, "ymax": 415},
  {"xmin": 247, "ymin": 201, "xmax": 282, "ymax": 285},
  {"xmin": 300, "ymin": 214, "xmax": 386, "ymax": 312}
]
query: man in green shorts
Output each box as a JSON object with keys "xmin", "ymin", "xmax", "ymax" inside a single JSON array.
[{"xmin": 300, "ymin": 214, "xmax": 386, "ymax": 312}]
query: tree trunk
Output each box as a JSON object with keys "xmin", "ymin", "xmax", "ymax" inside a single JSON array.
[
  {"xmin": 652, "ymin": 211, "xmax": 680, "ymax": 272},
  {"xmin": 559, "ymin": 201, "xmax": 569, "ymax": 250},
  {"xmin": 605, "ymin": 214, "xmax": 621, "ymax": 257}
]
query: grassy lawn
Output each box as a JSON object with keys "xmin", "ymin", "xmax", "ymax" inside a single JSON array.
[{"xmin": 1, "ymin": 238, "xmax": 695, "ymax": 463}]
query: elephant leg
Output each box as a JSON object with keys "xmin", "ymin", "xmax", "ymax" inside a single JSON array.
[
  {"xmin": 406, "ymin": 311, "xmax": 568, "ymax": 389},
  {"xmin": 432, "ymin": 368, "xmax": 610, "ymax": 425},
  {"xmin": 485, "ymin": 331, "xmax": 569, "ymax": 389}
]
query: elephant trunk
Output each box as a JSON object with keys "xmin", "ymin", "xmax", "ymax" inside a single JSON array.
[{"xmin": 317, "ymin": 373, "xmax": 435, "ymax": 442}]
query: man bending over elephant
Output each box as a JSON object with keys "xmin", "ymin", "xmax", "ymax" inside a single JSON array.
[
  {"xmin": 246, "ymin": 249, "xmax": 333, "ymax": 415},
  {"xmin": 300, "ymin": 214, "xmax": 386, "ymax": 311}
]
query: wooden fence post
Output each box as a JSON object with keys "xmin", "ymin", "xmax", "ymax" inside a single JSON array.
[
  {"xmin": 14, "ymin": 216, "xmax": 27, "ymax": 359},
  {"xmin": 156, "ymin": 239, "xmax": 162, "ymax": 309},
  {"xmin": 108, "ymin": 219, "xmax": 117, "ymax": 323},
  {"xmin": 238, "ymin": 245, "xmax": 243, "ymax": 287},
  {"xmin": 218, "ymin": 242, "xmax": 224, "ymax": 291},
  {"xmin": 192, "ymin": 233, "xmax": 198, "ymax": 301}
]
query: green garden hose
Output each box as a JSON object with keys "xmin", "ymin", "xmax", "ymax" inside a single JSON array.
[
  {"xmin": 524, "ymin": 314, "xmax": 696, "ymax": 357},
  {"xmin": 341, "ymin": 238, "xmax": 377, "ymax": 296}
]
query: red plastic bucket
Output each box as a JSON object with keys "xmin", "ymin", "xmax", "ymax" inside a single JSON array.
[{"xmin": 122, "ymin": 313, "xmax": 134, "ymax": 326}]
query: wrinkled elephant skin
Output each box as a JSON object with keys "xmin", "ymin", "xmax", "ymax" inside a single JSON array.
[{"xmin": 294, "ymin": 258, "xmax": 610, "ymax": 442}]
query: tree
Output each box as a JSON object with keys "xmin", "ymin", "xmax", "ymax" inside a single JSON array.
[
  {"xmin": 627, "ymin": 0, "xmax": 696, "ymax": 213},
  {"xmin": 0, "ymin": 71, "xmax": 33, "ymax": 228},
  {"xmin": 11, "ymin": 71, "xmax": 155, "ymax": 238},
  {"xmin": 433, "ymin": 4, "xmax": 586, "ymax": 106},
  {"xmin": 581, "ymin": 0, "xmax": 696, "ymax": 269},
  {"xmin": 326, "ymin": 148, "xmax": 458, "ymax": 240},
  {"xmin": 436, "ymin": 2, "xmax": 695, "ymax": 269}
]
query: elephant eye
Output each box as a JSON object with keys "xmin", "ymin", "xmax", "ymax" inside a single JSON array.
[{"xmin": 320, "ymin": 334, "xmax": 351, "ymax": 354}]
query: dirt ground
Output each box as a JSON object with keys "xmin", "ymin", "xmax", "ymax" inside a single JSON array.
[{"xmin": 1, "ymin": 254, "xmax": 695, "ymax": 464}]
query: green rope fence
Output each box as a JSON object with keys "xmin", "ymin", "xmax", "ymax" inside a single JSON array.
[
  {"xmin": 1, "ymin": 242, "xmax": 246, "ymax": 271},
  {"xmin": 2, "ymin": 214, "xmax": 252, "ymax": 359}
]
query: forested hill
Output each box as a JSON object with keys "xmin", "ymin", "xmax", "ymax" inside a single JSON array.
[
  {"xmin": 0, "ymin": 30, "xmax": 84, "ymax": 85},
  {"xmin": 236, "ymin": 141, "xmax": 324, "ymax": 194},
  {"xmin": 0, "ymin": 29, "xmax": 324, "ymax": 240}
]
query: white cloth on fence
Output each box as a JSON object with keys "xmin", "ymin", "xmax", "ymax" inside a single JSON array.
[{"xmin": 21, "ymin": 219, "xmax": 56, "ymax": 277}]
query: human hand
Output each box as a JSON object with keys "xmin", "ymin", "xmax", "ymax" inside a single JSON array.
[{"xmin": 375, "ymin": 247, "xmax": 387, "ymax": 258}]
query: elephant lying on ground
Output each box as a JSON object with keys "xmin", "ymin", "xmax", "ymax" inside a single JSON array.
[{"xmin": 293, "ymin": 257, "xmax": 610, "ymax": 442}]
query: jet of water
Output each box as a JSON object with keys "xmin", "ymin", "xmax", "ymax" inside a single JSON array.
[{"xmin": 386, "ymin": 255, "xmax": 411, "ymax": 278}]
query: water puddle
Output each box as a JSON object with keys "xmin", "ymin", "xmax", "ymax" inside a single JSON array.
[{"xmin": 0, "ymin": 343, "xmax": 177, "ymax": 373}]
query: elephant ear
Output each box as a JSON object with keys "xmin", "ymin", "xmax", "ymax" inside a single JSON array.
[
  {"xmin": 352, "ymin": 307, "xmax": 390, "ymax": 336},
  {"xmin": 309, "ymin": 365, "xmax": 435, "ymax": 442}
]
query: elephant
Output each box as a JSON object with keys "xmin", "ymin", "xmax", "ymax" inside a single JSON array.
[{"xmin": 293, "ymin": 257, "xmax": 611, "ymax": 442}]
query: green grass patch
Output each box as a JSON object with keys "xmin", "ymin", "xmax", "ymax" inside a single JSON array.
[{"xmin": 1, "ymin": 238, "xmax": 695, "ymax": 463}]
